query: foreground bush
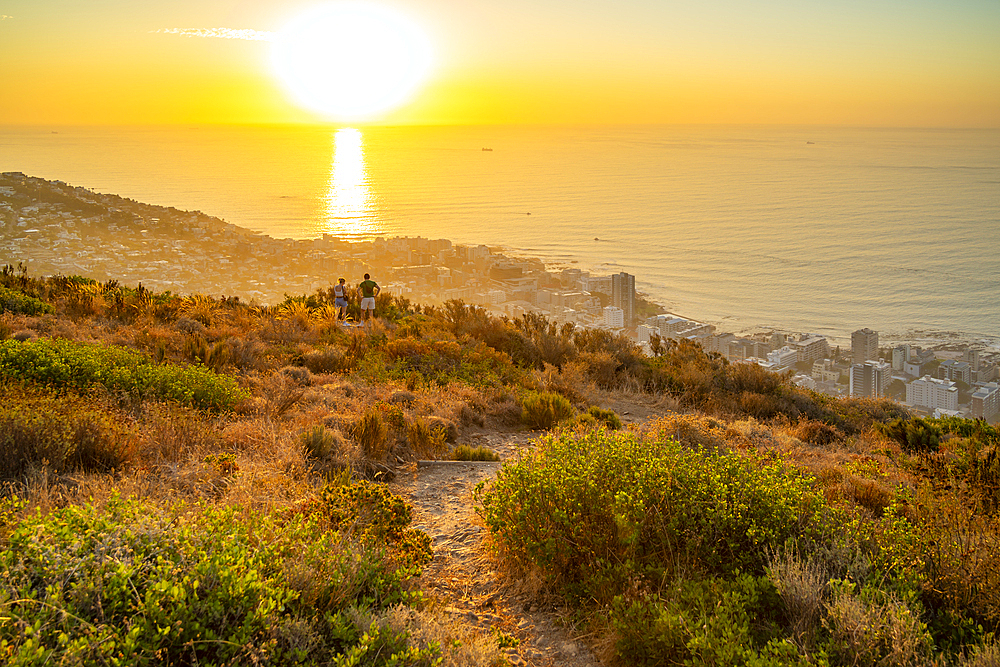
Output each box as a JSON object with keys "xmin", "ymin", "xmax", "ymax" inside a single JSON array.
[
  {"xmin": 479, "ymin": 423, "xmax": 825, "ymax": 591},
  {"xmin": 0, "ymin": 385, "xmax": 131, "ymax": 478},
  {"xmin": 0, "ymin": 482, "xmax": 433, "ymax": 666},
  {"xmin": 477, "ymin": 424, "xmax": 833, "ymax": 664},
  {"xmin": 0, "ymin": 337, "xmax": 247, "ymax": 411}
]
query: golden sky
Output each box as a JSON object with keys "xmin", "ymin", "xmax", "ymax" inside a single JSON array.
[{"xmin": 1, "ymin": 0, "xmax": 998, "ymax": 126}]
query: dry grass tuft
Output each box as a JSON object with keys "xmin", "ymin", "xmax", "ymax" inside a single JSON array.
[
  {"xmin": 353, "ymin": 408, "xmax": 389, "ymax": 462},
  {"xmin": 407, "ymin": 418, "xmax": 449, "ymax": 459},
  {"xmin": 823, "ymin": 584, "xmax": 934, "ymax": 666},
  {"xmin": 768, "ymin": 546, "xmax": 828, "ymax": 652},
  {"xmin": 379, "ymin": 605, "xmax": 504, "ymax": 667},
  {"xmin": 136, "ymin": 404, "xmax": 221, "ymax": 465},
  {"xmin": 794, "ymin": 418, "xmax": 844, "ymax": 446}
]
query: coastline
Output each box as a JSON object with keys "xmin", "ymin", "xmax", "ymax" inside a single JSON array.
[{"xmin": 2, "ymin": 170, "xmax": 997, "ymax": 356}]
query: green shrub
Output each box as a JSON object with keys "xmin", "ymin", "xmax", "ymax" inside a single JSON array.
[
  {"xmin": 587, "ymin": 405, "xmax": 622, "ymax": 430},
  {"xmin": 0, "ymin": 385, "xmax": 132, "ymax": 478},
  {"xmin": 478, "ymin": 424, "xmax": 827, "ymax": 595},
  {"xmin": 879, "ymin": 417, "xmax": 942, "ymax": 453},
  {"xmin": 520, "ymin": 390, "xmax": 575, "ymax": 429},
  {"xmin": 318, "ymin": 479, "xmax": 432, "ymax": 570},
  {"xmin": 0, "ymin": 337, "xmax": 247, "ymax": 411},
  {"xmin": 0, "ymin": 285, "xmax": 53, "ymax": 315},
  {"xmin": 609, "ymin": 574, "xmax": 797, "ymax": 667},
  {"xmin": 0, "ymin": 491, "xmax": 434, "ymax": 666},
  {"xmin": 477, "ymin": 425, "xmax": 834, "ymax": 664},
  {"xmin": 450, "ymin": 445, "xmax": 500, "ymax": 462}
]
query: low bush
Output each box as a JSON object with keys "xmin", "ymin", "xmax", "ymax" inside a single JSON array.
[
  {"xmin": 822, "ymin": 580, "xmax": 934, "ymax": 666},
  {"xmin": 793, "ymin": 418, "xmax": 843, "ymax": 446},
  {"xmin": 0, "ymin": 286, "xmax": 53, "ymax": 316},
  {"xmin": 0, "ymin": 337, "xmax": 247, "ymax": 411},
  {"xmin": 477, "ymin": 424, "xmax": 830, "ymax": 664},
  {"xmin": 0, "ymin": 385, "xmax": 132, "ymax": 478},
  {"xmin": 0, "ymin": 487, "xmax": 434, "ymax": 666},
  {"xmin": 587, "ymin": 405, "xmax": 623, "ymax": 430},
  {"xmin": 450, "ymin": 445, "xmax": 500, "ymax": 462},
  {"xmin": 302, "ymin": 346, "xmax": 346, "ymax": 374},
  {"xmin": 519, "ymin": 390, "xmax": 575, "ymax": 429},
  {"xmin": 300, "ymin": 424, "xmax": 340, "ymax": 460},
  {"xmin": 479, "ymin": 425, "xmax": 826, "ymax": 591},
  {"xmin": 879, "ymin": 417, "xmax": 942, "ymax": 453},
  {"xmin": 608, "ymin": 573, "xmax": 796, "ymax": 666}
]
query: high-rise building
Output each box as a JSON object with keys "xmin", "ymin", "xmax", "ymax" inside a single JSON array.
[
  {"xmin": 891, "ymin": 345, "xmax": 910, "ymax": 371},
  {"xmin": 852, "ymin": 328, "xmax": 879, "ymax": 365},
  {"xmin": 938, "ymin": 360, "xmax": 972, "ymax": 385},
  {"xmin": 972, "ymin": 383, "xmax": 1000, "ymax": 422},
  {"xmin": 850, "ymin": 360, "xmax": 891, "ymax": 398},
  {"xmin": 611, "ymin": 272, "xmax": 636, "ymax": 325}
]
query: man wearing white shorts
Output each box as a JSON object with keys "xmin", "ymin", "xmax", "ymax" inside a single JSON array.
[{"xmin": 358, "ymin": 273, "xmax": 380, "ymax": 321}]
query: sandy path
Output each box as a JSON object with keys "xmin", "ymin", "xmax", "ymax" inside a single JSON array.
[{"xmin": 392, "ymin": 431, "xmax": 603, "ymax": 667}]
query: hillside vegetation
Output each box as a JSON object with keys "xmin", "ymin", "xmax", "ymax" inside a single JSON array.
[{"xmin": 2, "ymin": 262, "xmax": 1000, "ymax": 666}]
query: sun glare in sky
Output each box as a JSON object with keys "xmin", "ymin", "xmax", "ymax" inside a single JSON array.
[
  {"xmin": 0, "ymin": 1, "xmax": 997, "ymax": 126},
  {"xmin": 271, "ymin": 2, "xmax": 433, "ymax": 121}
]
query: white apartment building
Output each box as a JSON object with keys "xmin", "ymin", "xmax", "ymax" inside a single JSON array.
[
  {"xmin": 812, "ymin": 359, "xmax": 841, "ymax": 384},
  {"xmin": 794, "ymin": 336, "xmax": 831, "ymax": 365},
  {"xmin": 892, "ymin": 345, "xmax": 910, "ymax": 371},
  {"xmin": 487, "ymin": 289, "xmax": 507, "ymax": 305},
  {"xmin": 604, "ymin": 306, "xmax": 624, "ymax": 328},
  {"xmin": 938, "ymin": 359, "xmax": 972, "ymax": 385},
  {"xmin": 704, "ymin": 333, "xmax": 735, "ymax": 355},
  {"xmin": 907, "ymin": 375, "xmax": 958, "ymax": 412},
  {"xmin": 767, "ymin": 346, "xmax": 798, "ymax": 369},
  {"xmin": 637, "ymin": 324, "xmax": 658, "ymax": 344}
]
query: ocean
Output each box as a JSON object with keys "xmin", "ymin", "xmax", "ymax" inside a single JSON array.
[{"xmin": 2, "ymin": 124, "xmax": 998, "ymax": 347}]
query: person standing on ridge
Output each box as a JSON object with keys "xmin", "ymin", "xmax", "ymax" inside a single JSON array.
[
  {"xmin": 332, "ymin": 277, "xmax": 349, "ymax": 321},
  {"xmin": 357, "ymin": 273, "xmax": 380, "ymax": 321}
]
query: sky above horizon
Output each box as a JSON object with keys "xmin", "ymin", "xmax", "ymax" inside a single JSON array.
[{"xmin": 1, "ymin": 0, "xmax": 998, "ymax": 127}]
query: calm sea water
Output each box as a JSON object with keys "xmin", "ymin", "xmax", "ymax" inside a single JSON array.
[{"xmin": 2, "ymin": 124, "xmax": 998, "ymax": 347}]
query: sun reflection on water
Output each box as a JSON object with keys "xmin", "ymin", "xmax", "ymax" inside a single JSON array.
[{"xmin": 322, "ymin": 128, "xmax": 380, "ymax": 238}]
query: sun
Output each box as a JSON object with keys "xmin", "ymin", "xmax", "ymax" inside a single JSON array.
[{"xmin": 271, "ymin": 2, "xmax": 432, "ymax": 120}]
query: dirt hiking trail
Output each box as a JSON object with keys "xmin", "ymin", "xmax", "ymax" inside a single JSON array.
[{"xmin": 392, "ymin": 431, "xmax": 604, "ymax": 667}]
